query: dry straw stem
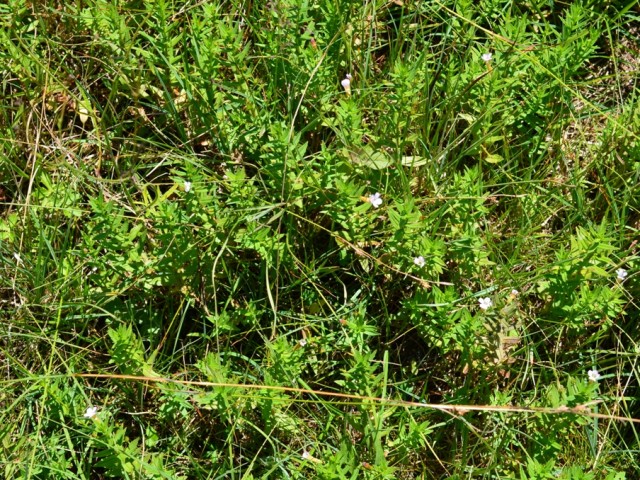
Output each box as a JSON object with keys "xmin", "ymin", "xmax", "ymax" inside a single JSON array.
[{"xmin": 75, "ymin": 373, "xmax": 640, "ymax": 425}]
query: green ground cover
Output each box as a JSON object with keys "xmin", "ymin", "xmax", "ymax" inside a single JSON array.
[{"xmin": 1, "ymin": 0, "xmax": 640, "ymax": 478}]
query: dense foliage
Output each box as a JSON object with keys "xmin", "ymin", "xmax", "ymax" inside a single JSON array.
[{"xmin": 1, "ymin": 0, "xmax": 639, "ymax": 478}]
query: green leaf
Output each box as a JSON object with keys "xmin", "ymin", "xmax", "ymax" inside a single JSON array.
[
  {"xmin": 401, "ymin": 156, "xmax": 428, "ymax": 167},
  {"xmin": 484, "ymin": 153, "xmax": 504, "ymax": 164},
  {"xmin": 346, "ymin": 147, "xmax": 393, "ymax": 170}
]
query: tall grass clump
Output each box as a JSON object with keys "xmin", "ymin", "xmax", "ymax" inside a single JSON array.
[{"xmin": 1, "ymin": 0, "xmax": 639, "ymax": 478}]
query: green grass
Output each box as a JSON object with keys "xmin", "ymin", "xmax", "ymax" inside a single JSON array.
[{"xmin": 1, "ymin": 0, "xmax": 640, "ymax": 478}]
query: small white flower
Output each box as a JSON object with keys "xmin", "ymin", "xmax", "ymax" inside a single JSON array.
[
  {"xmin": 368, "ymin": 192, "xmax": 383, "ymax": 208},
  {"xmin": 302, "ymin": 450, "xmax": 322, "ymax": 464},
  {"xmin": 511, "ymin": 289, "xmax": 519, "ymax": 296},
  {"xmin": 341, "ymin": 75, "xmax": 352, "ymax": 95},
  {"xmin": 616, "ymin": 268, "xmax": 628, "ymax": 281},
  {"xmin": 299, "ymin": 338, "xmax": 307, "ymax": 347},
  {"xmin": 478, "ymin": 297, "xmax": 493, "ymax": 310},
  {"xmin": 13, "ymin": 252, "xmax": 22, "ymax": 264},
  {"xmin": 587, "ymin": 369, "xmax": 601, "ymax": 382},
  {"xmin": 83, "ymin": 406, "xmax": 98, "ymax": 418},
  {"xmin": 413, "ymin": 256, "xmax": 426, "ymax": 268},
  {"xmin": 184, "ymin": 181, "xmax": 192, "ymax": 193},
  {"xmin": 481, "ymin": 52, "xmax": 493, "ymax": 62}
]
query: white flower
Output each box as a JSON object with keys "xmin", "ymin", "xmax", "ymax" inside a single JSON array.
[
  {"xmin": 13, "ymin": 252, "xmax": 22, "ymax": 264},
  {"xmin": 184, "ymin": 181, "xmax": 192, "ymax": 193},
  {"xmin": 299, "ymin": 338, "xmax": 307, "ymax": 347},
  {"xmin": 368, "ymin": 192, "xmax": 383, "ymax": 208},
  {"xmin": 413, "ymin": 256, "xmax": 426, "ymax": 268},
  {"xmin": 481, "ymin": 52, "xmax": 493, "ymax": 62},
  {"xmin": 616, "ymin": 268, "xmax": 628, "ymax": 281},
  {"xmin": 83, "ymin": 406, "xmax": 98, "ymax": 418},
  {"xmin": 341, "ymin": 75, "xmax": 352, "ymax": 95},
  {"xmin": 511, "ymin": 289, "xmax": 519, "ymax": 296},
  {"xmin": 478, "ymin": 297, "xmax": 493, "ymax": 310},
  {"xmin": 302, "ymin": 450, "xmax": 322, "ymax": 464},
  {"xmin": 587, "ymin": 369, "xmax": 601, "ymax": 382}
]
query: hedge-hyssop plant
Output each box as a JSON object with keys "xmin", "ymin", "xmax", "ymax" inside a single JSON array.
[{"xmin": 1, "ymin": 0, "xmax": 639, "ymax": 478}]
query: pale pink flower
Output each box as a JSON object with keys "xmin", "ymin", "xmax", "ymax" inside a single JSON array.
[
  {"xmin": 478, "ymin": 297, "xmax": 492, "ymax": 310},
  {"xmin": 83, "ymin": 406, "xmax": 98, "ymax": 418},
  {"xmin": 587, "ymin": 369, "xmax": 601, "ymax": 382},
  {"xmin": 368, "ymin": 192, "xmax": 383, "ymax": 208}
]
